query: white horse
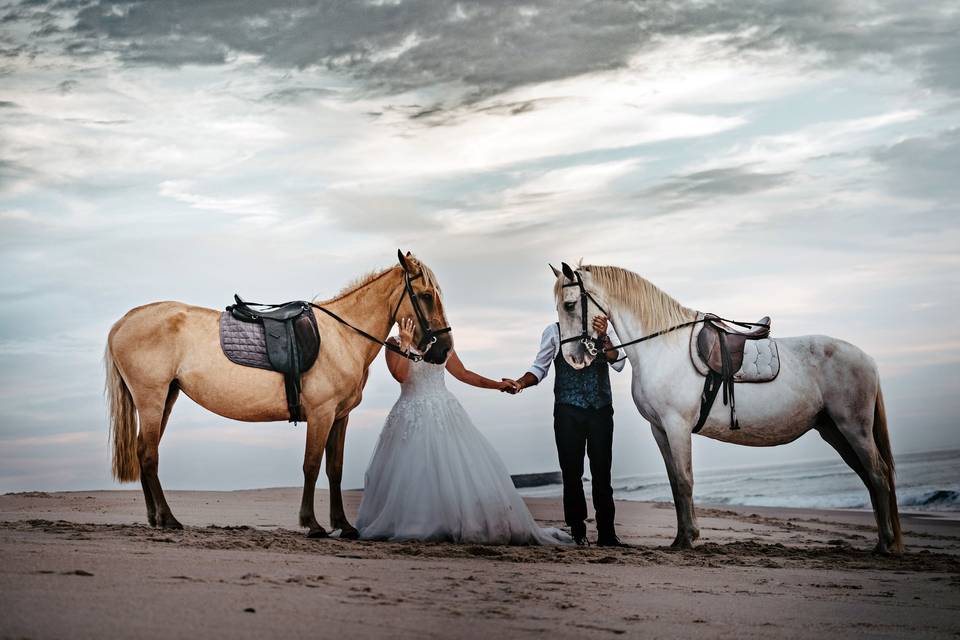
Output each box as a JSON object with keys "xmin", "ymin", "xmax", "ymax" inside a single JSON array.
[{"xmin": 552, "ymin": 262, "xmax": 902, "ymax": 555}]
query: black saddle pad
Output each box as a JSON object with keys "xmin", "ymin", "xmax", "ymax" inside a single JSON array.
[
  {"xmin": 220, "ymin": 311, "xmax": 273, "ymax": 370},
  {"xmin": 220, "ymin": 310, "xmax": 321, "ymax": 373}
]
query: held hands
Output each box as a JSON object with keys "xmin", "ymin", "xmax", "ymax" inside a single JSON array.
[
  {"xmin": 397, "ymin": 317, "xmax": 415, "ymax": 353},
  {"xmin": 498, "ymin": 378, "xmax": 521, "ymax": 394}
]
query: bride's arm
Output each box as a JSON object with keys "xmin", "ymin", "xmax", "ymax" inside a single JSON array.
[
  {"xmin": 445, "ymin": 350, "xmax": 514, "ymax": 391},
  {"xmin": 385, "ymin": 318, "xmax": 415, "ymax": 383},
  {"xmin": 385, "ymin": 340, "xmax": 411, "ymax": 383}
]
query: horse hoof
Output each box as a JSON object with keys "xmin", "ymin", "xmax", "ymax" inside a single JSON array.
[
  {"xmin": 306, "ymin": 527, "xmax": 328, "ymax": 539},
  {"xmin": 872, "ymin": 543, "xmax": 897, "ymax": 557},
  {"xmin": 339, "ymin": 527, "xmax": 360, "ymax": 540},
  {"xmin": 670, "ymin": 537, "xmax": 693, "ymax": 550},
  {"xmin": 158, "ymin": 517, "xmax": 183, "ymax": 530}
]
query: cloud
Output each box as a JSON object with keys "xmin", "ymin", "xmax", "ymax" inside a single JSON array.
[
  {"xmin": 2, "ymin": 0, "xmax": 955, "ymax": 109},
  {"xmin": 871, "ymin": 128, "xmax": 960, "ymax": 199},
  {"xmin": 260, "ymin": 86, "xmax": 338, "ymax": 104},
  {"xmin": 643, "ymin": 166, "xmax": 795, "ymax": 210}
]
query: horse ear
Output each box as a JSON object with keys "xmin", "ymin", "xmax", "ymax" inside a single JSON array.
[
  {"xmin": 397, "ymin": 249, "xmax": 411, "ymax": 273},
  {"xmin": 561, "ymin": 262, "xmax": 575, "ymax": 280},
  {"xmin": 549, "ymin": 263, "xmax": 561, "ymax": 278}
]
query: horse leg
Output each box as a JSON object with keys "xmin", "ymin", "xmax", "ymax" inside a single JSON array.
[
  {"xmin": 137, "ymin": 432, "xmax": 156, "ymax": 527},
  {"xmin": 137, "ymin": 386, "xmax": 182, "ymax": 530},
  {"xmin": 832, "ymin": 415, "xmax": 897, "ymax": 554},
  {"xmin": 650, "ymin": 425, "xmax": 684, "ymax": 546},
  {"xmin": 654, "ymin": 419, "xmax": 699, "ymax": 548},
  {"xmin": 299, "ymin": 405, "xmax": 336, "ymax": 538},
  {"xmin": 816, "ymin": 412, "xmax": 874, "ymax": 498},
  {"xmin": 325, "ymin": 416, "xmax": 357, "ymax": 539}
]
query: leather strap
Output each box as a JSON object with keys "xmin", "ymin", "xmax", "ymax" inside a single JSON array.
[
  {"xmin": 310, "ymin": 303, "xmax": 424, "ymax": 362},
  {"xmin": 693, "ymin": 372, "xmax": 722, "ymax": 433}
]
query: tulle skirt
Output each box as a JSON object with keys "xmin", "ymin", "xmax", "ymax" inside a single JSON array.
[{"xmin": 356, "ymin": 390, "xmax": 570, "ymax": 545}]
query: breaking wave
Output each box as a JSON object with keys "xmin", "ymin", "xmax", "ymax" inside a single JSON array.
[{"xmin": 520, "ymin": 449, "xmax": 960, "ymax": 513}]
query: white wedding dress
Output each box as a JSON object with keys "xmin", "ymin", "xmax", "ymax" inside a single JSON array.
[{"xmin": 356, "ymin": 358, "xmax": 571, "ymax": 545}]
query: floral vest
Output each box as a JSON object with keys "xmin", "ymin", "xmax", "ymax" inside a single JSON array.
[{"xmin": 552, "ymin": 325, "xmax": 613, "ymax": 410}]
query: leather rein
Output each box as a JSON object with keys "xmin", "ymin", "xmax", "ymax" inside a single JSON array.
[
  {"xmin": 310, "ymin": 269, "xmax": 450, "ymax": 363},
  {"xmin": 558, "ymin": 271, "xmax": 766, "ymax": 362}
]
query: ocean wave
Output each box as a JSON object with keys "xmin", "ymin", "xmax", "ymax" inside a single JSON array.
[
  {"xmin": 900, "ymin": 489, "xmax": 960, "ymax": 510},
  {"xmin": 525, "ymin": 451, "xmax": 960, "ymax": 512}
]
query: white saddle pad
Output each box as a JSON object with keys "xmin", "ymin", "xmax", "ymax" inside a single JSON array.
[{"xmin": 688, "ymin": 314, "xmax": 781, "ymax": 383}]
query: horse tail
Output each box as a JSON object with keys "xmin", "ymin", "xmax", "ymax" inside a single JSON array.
[
  {"xmin": 105, "ymin": 341, "xmax": 139, "ymax": 483},
  {"xmin": 874, "ymin": 385, "xmax": 902, "ymax": 552}
]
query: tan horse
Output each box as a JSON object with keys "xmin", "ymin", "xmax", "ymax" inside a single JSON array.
[{"xmin": 105, "ymin": 251, "xmax": 452, "ymax": 538}]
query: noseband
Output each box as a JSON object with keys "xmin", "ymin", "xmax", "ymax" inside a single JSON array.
[{"xmin": 558, "ymin": 271, "xmax": 610, "ymax": 357}]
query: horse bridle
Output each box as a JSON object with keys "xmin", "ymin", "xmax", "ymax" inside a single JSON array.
[
  {"xmin": 311, "ymin": 266, "xmax": 450, "ymax": 363},
  {"xmin": 390, "ymin": 269, "xmax": 451, "ymax": 354},
  {"xmin": 558, "ymin": 271, "xmax": 611, "ymax": 358}
]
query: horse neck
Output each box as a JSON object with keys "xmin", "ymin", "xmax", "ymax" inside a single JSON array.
[
  {"xmin": 325, "ymin": 267, "xmax": 405, "ymax": 367},
  {"xmin": 603, "ymin": 295, "xmax": 668, "ymax": 385}
]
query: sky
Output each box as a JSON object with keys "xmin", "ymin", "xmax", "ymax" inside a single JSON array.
[{"xmin": 1, "ymin": 0, "xmax": 958, "ymax": 495}]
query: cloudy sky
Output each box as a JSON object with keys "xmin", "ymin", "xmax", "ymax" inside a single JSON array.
[{"xmin": 1, "ymin": 0, "xmax": 958, "ymax": 495}]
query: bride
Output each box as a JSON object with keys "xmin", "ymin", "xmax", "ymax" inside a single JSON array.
[{"xmin": 356, "ymin": 317, "xmax": 571, "ymax": 545}]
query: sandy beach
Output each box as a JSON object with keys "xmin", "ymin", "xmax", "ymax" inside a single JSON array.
[{"xmin": 1, "ymin": 489, "xmax": 958, "ymax": 639}]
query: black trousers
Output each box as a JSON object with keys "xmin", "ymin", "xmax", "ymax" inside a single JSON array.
[{"xmin": 553, "ymin": 403, "xmax": 615, "ymax": 538}]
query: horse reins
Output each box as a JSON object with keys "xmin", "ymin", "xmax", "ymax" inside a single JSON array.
[
  {"xmin": 310, "ymin": 269, "xmax": 450, "ymax": 363},
  {"xmin": 558, "ymin": 271, "xmax": 768, "ymax": 362}
]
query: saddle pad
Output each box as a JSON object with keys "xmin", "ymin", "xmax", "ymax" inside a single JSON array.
[
  {"xmin": 689, "ymin": 316, "xmax": 781, "ymax": 383},
  {"xmin": 220, "ymin": 311, "xmax": 273, "ymax": 370}
]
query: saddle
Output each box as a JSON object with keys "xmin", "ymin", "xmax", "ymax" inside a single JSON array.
[
  {"xmin": 692, "ymin": 313, "xmax": 777, "ymax": 432},
  {"xmin": 224, "ymin": 295, "xmax": 320, "ymax": 423}
]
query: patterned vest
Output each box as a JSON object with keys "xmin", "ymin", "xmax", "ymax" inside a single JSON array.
[{"xmin": 553, "ymin": 326, "xmax": 613, "ymax": 410}]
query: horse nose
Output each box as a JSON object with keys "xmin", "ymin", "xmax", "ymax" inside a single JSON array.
[{"xmin": 437, "ymin": 346, "xmax": 450, "ymax": 361}]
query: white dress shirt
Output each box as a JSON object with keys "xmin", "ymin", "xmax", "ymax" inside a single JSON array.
[{"xmin": 526, "ymin": 323, "xmax": 627, "ymax": 382}]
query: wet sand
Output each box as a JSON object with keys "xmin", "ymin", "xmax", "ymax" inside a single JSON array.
[{"xmin": 1, "ymin": 489, "xmax": 958, "ymax": 639}]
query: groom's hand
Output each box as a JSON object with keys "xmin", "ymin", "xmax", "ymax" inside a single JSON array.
[{"xmin": 592, "ymin": 315, "xmax": 609, "ymax": 337}]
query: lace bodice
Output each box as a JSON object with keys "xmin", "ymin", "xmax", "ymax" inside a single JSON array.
[{"xmin": 398, "ymin": 358, "xmax": 448, "ymax": 398}]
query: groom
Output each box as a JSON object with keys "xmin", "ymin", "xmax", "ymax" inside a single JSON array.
[{"xmin": 505, "ymin": 313, "xmax": 627, "ymax": 547}]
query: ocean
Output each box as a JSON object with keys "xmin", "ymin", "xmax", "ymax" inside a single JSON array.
[{"xmin": 519, "ymin": 448, "xmax": 960, "ymax": 513}]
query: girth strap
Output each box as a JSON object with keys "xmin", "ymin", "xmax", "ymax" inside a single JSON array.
[
  {"xmin": 692, "ymin": 322, "xmax": 743, "ymax": 433},
  {"xmin": 693, "ymin": 372, "xmax": 722, "ymax": 434}
]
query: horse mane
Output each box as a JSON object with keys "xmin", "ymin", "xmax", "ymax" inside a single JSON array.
[
  {"xmin": 317, "ymin": 254, "xmax": 442, "ymax": 304},
  {"xmin": 556, "ymin": 263, "xmax": 696, "ymax": 334}
]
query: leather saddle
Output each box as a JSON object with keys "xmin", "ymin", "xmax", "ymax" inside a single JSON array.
[
  {"xmin": 697, "ymin": 315, "xmax": 771, "ymax": 375},
  {"xmin": 226, "ymin": 295, "xmax": 320, "ymax": 423},
  {"xmin": 693, "ymin": 314, "xmax": 773, "ymax": 432}
]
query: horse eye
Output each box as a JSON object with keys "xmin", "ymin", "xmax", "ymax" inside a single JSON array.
[
  {"xmin": 564, "ymin": 301, "xmax": 576, "ymax": 312},
  {"xmin": 419, "ymin": 293, "xmax": 433, "ymax": 303}
]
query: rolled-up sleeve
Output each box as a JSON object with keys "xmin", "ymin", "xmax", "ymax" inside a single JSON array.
[
  {"xmin": 608, "ymin": 326, "xmax": 627, "ymax": 372},
  {"xmin": 526, "ymin": 324, "xmax": 558, "ymax": 382}
]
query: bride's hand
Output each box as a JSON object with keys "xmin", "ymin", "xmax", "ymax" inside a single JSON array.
[
  {"xmin": 397, "ymin": 317, "xmax": 415, "ymax": 352},
  {"xmin": 497, "ymin": 378, "xmax": 520, "ymax": 394}
]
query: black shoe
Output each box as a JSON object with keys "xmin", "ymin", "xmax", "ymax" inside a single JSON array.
[
  {"xmin": 571, "ymin": 524, "xmax": 588, "ymax": 546},
  {"xmin": 596, "ymin": 535, "xmax": 630, "ymax": 548}
]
